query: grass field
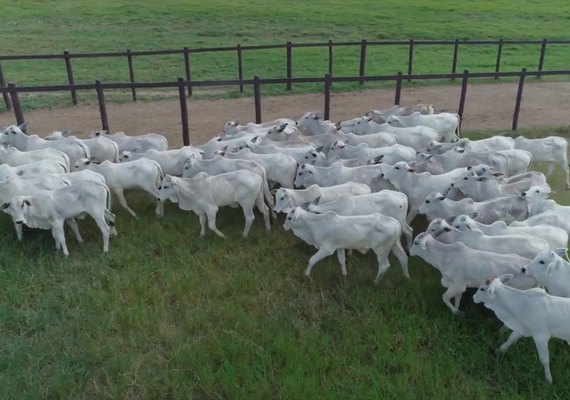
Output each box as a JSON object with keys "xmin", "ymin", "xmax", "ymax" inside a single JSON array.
[
  {"xmin": 0, "ymin": 128, "xmax": 570, "ymax": 398},
  {"xmin": 2, "ymin": 0, "xmax": 570, "ymax": 112}
]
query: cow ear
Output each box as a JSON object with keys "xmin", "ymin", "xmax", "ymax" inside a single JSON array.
[
  {"xmin": 0, "ymin": 202, "xmax": 9, "ymax": 210},
  {"xmin": 407, "ymin": 168, "xmax": 415, "ymax": 173},
  {"xmin": 468, "ymin": 211, "xmax": 478, "ymax": 218},
  {"xmin": 477, "ymin": 176, "xmax": 488, "ymax": 182},
  {"xmin": 493, "ymin": 172, "xmax": 504, "ymax": 177},
  {"xmin": 443, "ymin": 227, "xmax": 451, "ymax": 232},
  {"xmin": 16, "ymin": 170, "xmax": 24, "ymax": 176},
  {"xmin": 88, "ymin": 156, "xmax": 96, "ymax": 162},
  {"xmin": 437, "ymin": 195, "xmax": 445, "ymax": 201},
  {"xmin": 312, "ymin": 196, "xmax": 321, "ymax": 205},
  {"xmin": 23, "ymin": 200, "xmax": 31, "ymax": 207},
  {"xmin": 553, "ymin": 248, "xmax": 567, "ymax": 257},
  {"xmin": 251, "ymin": 136, "xmax": 259, "ymax": 143},
  {"xmin": 18, "ymin": 122, "xmax": 28, "ymax": 132},
  {"xmin": 307, "ymin": 170, "xmax": 314, "ymax": 174},
  {"xmin": 315, "ymin": 145, "xmax": 324, "ymax": 153},
  {"xmin": 270, "ymin": 189, "xmax": 278, "ymax": 195},
  {"xmin": 301, "ymin": 202, "xmax": 311, "ymax": 210}
]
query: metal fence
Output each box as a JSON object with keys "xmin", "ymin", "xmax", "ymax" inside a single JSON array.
[
  {"xmin": 2, "ymin": 68, "xmax": 568, "ymax": 145},
  {"xmin": 1, "ymin": 38, "xmax": 567, "ymax": 111}
]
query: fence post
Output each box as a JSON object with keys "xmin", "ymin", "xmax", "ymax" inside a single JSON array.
[
  {"xmin": 394, "ymin": 72, "xmax": 403, "ymax": 105},
  {"xmin": 63, "ymin": 50, "xmax": 77, "ymax": 105},
  {"xmin": 494, "ymin": 38, "xmax": 504, "ymax": 80},
  {"xmin": 451, "ymin": 39, "xmax": 459, "ymax": 80},
  {"xmin": 328, "ymin": 40, "xmax": 333, "ymax": 76},
  {"xmin": 126, "ymin": 49, "xmax": 137, "ymax": 102},
  {"xmin": 359, "ymin": 39, "xmax": 367, "ymax": 85},
  {"xmin": 324, "ymin": 74, "xmax": 332, "ymax": 121},
  {"xmin": 254, "ymin": 76, "xmax": 261, "ymax": 124},
  {"xmin": 457, "ymin": 70, "xmax": 469, "ymax": 131},
  {"xmin": 537, "ymin": 38, "xmax": 547, "ymax": 79},
  {"xmin": 8, "ymin": 83, "xmax": 24, "ymax": 128},
  {"xmin": 286, "ymin": 41, "xmax": 292, "ymax": 91},
  {"xmin": 183, "ymin": 47, "xmax": 192, "ymax": 97},
  {"xmin": 407, "ymin": 39, "xmax": 414, "ymax": 82},
  {"xmin": 512, "ymin": 68, "xmax": 527, "ymax": 130},
  {"xmin": 95, "ymin": 80, "xmax": 109, "ymax": 133},
  {"xmin": 0, "ymin": 60, "xmax": 12, "ymax": 111},
  {"xmin": 177, "ymin": 78, "xmax": 190, "ymax": 146},
  {"xmin": 237, "ymin": 44, "xmax": 244, "ymax": 93}
]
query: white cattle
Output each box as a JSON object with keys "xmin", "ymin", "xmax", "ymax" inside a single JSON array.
[
  {"xmin": 386, "ymin": 112, "xmax": 460, "ymax": 142},
  {"xmin": 312, "ymin": 155, "xmax": 367, "ymax": 168},
  {"xmin": 497, "ymin": 149, "xmax": 533, "ymax": 176},
  {"xmin": 273, "ymin": 183, "xmax": 371, "ymax": 214},
  {"xmin": 221, "ymin": 148, "xmax": 297, "ymax": 188},
  {"xmin": 182, "ymin": 156, "xmax": 273, "ymax": 210},
  {"xmin": 522, "ymin": 249, "xmax": 570, "ymax": 297},
  {"xmin": 302, "ymin": 132, "xmax": 347, "ymax": 153},
  {"xmin": 410, "ymin": 233, "xmax": 531, "ymax": 314},
  {"xmin": 522, "ymin": 186, "xmax": 570, "ymax": 217},
  {"xmin": 119, "ymin": 147, "xmax": 203, "ymax": 176},
  {"xmin": 233, "ymin": 141, "xmax": 316, "ymax": 165},
  {"xmin": 328, "ymin": 142, "xmax": 416, "ymax": 164},
  {"xmin": 364, "ymin": 104, "xmax": 434, "ymax": 124},
  {"xmin": 427, "ymin": 218, "xmax": 548, "ymax": 260},
  {"xmin": 426, "ymin": 136, "xmax": 515, "ymax": 154},
  {"xmin": 283, "ymin": 208, "xmax": 408, "ymax": 280},
  {"xmin": 222, "ymin": 118, "xmax": 297, "ymax": 137},
  {"xmin": 53, "ymin": 170, "xmax": 107, "ymax": 185},
  {"xmin": 381, "ymin": 161, "xmax": 468, "ymax": 222},
  {"xmin": 90, "ymin": 130, "xmax": 168, "ymax": 153},
  {"xmin": 417, "ymin": 192, "xmax": 527, "ymax": 224},
  {"xmin": 451, "ymin": 214, "xmax": 568, "ymax": 251},
  {"xmin": 0, "ymin": 181, "xmax": 115, "ymax": 256},
  {"xmin": 296, "ymin": 112, "xmax": 337, "ymax": 135},
  {"xmin": 158, "ymin": 173, "xmax": 269, "ymax": 238},
  {"xmin": 450, "ymin": 173, "xmax": 550, "ymax": 201},
  {"xmin": 46, "ymin": 131, "xmax": 120, "ymax": 163},
  {"xmin": 514, "ymin": 136, "xmax": 569, "ymax": 188},
  {"xmin": 0, "ymin": 124, "xmax": 90, "ymax": 165},
  {"xmin": 307, "ymin": 191, "xmax": 413, "ymax": 248},
  {"xmin": 473, "ymin": 275, "xmax": 570, "ymax": 384},
  {"xmin": 74, "ymin": 158, "xmax": 163, "ymax": 217},
  {"xmin": 197, "ymin": 135, "xmax": 257, "ymax": 158},
  {"xmin": 0, "ymin": 159, "xmax": 68, "ymax": 180},
  {"xmin": 294, "ymin": 162, "xmax": 391, "ymax": 192},
  {"xmin": 0, "ymin": 145, "xmax": 70, "ymax": 169},
  {"xmin": 343, "ymin": 131, "xmax": 397, "ymax": 148},
  {"xmin": 510, "ymin": 210, "xmax": 570, "ymax": 235},
  {"xmin": 419, "ymin": 148, "xmax": 510, "ymax": 175},
  {"xmin": 301, "ymin": 148, "xmax": 327, "ymax": 165}
]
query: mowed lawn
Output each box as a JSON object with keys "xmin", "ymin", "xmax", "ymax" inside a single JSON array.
[
  {"xmin": 2, "ymin": 0, "xmax": 570, "ymax": 111},
  {"xmin": 0, "ymin": 128, "xmax": 569, "ymax": 398}
]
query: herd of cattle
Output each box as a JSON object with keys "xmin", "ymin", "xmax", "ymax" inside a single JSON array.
[{"xmin": 1, "ymin": 103, "xmax": 570, "ymax": 383}]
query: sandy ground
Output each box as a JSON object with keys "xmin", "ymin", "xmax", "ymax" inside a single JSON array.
[{"xmin": 1, "ymin": 81, "xmax": 569, "ymax": 148}]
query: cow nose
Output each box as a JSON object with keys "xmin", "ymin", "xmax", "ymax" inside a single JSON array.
[
  {"xmin": 15, "ymin": 221, "xmax": 23, "ymax": 225},
  {"xmin": 380, "ymin": 173, "xmax": 384, "ymax": 178},
  {"xmin": 521, "ymin": 267, "xmax": 526, "ymax": 273},
  {"xmin": 521, "ymin": 192, "xmax": 527, "ymax": 197},
  {"xmin": 450, "ymin": 183, "xmax": 454, "ymax": 187}
]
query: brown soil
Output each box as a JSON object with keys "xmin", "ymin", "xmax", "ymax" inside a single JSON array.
[{"xmin": 1, "ymin": 81, "xmax": 569, "ymax": 148}]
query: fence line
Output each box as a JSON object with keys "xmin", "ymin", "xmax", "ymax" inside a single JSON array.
[
  {"xmin": 0, "ymin": 38, "xmax": 567, "ymax": 111},
  {"xmin": 2, "ymin": 68, "xmax": 569, "ymax": 145}
]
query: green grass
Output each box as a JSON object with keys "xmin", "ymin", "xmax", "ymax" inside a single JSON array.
[
  {"xmin": 2, "ymin": 0, "xmax": 570, "ymax": 112},
  {"xmin": 1, "ymin": 128, "xmax": 570, "ymax": 398}
]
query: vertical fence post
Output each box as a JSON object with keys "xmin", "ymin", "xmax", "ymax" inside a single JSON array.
[
  {"xmin": 324, "ymin": 74, "xmax": 332, "ymax": 121},
  {"xmin": 183, "ymin": 47, "xmax": 192, "ymax": 97},
  {"xmin": 451, "ymin": 39, "xmax": 459, "ymax": 80},
  {"xmin": 407, "ymin": 39, "xmax": 414, "ymax": 82},
  {"xmin": 177, "ymin": 78, "xmax": 190, "ymax": 146},
  {"xmin": 512, "ymin": 68, "xmax": 527, "ymax": 130},
  {"xmin": 494, "ymin": 38, "xmax": 504, "ymax": 79},
  {"xmin": 63, "ymin": 50, "xmax": 77, "ymax": 105},
  {"xmin": 237, "ymin": 44, "xmax": 244, "ymax": 93},
  {"xmin": 394, "ymin": 72, "xmax": 403, "ymax": 105},
  {"xmin": 7, "ymin": 83, "xmax": 24, "ymax": 127},
  {"xmin": 253, "ymin": 76, "xmax": 261, "ymax": 124},
  {"xmin": 457, "ymin": 70, "xmax": 469, "ymax": 131},
  {"xmin": 359, "ymin": 39, "xmax": 367, "ymax": 85},
  {"xmin": 286, "ymin": 41, "xmax": 292, "ymax": 91},
  {"xmin": 328, "ymin": 40, "xmax": 333, "ymax": 76},
  {"xmin": 126, "ymin": 49, "xmax": 137, "ymax": 102},
  {"xmin": 0, "ymin": 60, "xmax": 12, "ymax": 111},
  {"xmin": 537, "ymin": 39, "xmax": 547, "ymax": 79},
  {"xmin": 95, "ymin": 80, "xmax": 109, "ymax": 133}
]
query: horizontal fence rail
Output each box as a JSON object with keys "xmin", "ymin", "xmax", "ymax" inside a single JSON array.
[
  {"xmin": 2, "ymin": 68, "xmax": 570, "ymax": 145},
  {"xmin": 0, "ymin": 37, "xmax": 569, "ymax": 111}
]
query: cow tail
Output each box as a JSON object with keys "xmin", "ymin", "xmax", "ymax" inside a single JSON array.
[{"xmin": 455, "ymin": 113, "xmax": 461, "ymax": 139}]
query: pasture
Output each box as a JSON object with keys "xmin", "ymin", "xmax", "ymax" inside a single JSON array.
[{"xmin": 0, "ymin": 127, "xmax": 570, "ymax": 399}]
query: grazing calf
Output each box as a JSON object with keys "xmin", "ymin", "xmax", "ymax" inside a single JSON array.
[
  {"xmin": 410, "ymin": 233, "xmax": 531, "ymax": 314},
  {"xmin": 75, "ymin": 158, "xmax": 163, "ymax": 217},
  {"xmin": 283, "ymin": 207, "xmax": 408, "ymax": 281},
  {"xmin": 522, "ymin": 249, "xmax": 570, "ymax": 297},
  {"xmin": 119, "ymin": 147, "xmax": 203, "ymax": 176},
  {"xmin": 514, "ymin": 136, "xmax": 569, "ymax": 188},
  {"xmin": 473, "ymin": 275, "xmax": 570, "ymax": 384},
  {"xmin": 90, "ymin": 130, "xmax": 168, "ymax": 153},
  {"xmin": 294, "ymin": 162, "xmax": 391, "ymax": 192},
  {"xmin": 158, "ymin": 173, "xmax": 270, "ymax": 238},
  {"xmin": 0, "ymin": 159, "xmax": 68, "ymax": 180},
  {"xmin": 307, "ymin": 190, "xmax": 413, "ymax": 248},
  {"xmin": 273, "ymin": 183, "xmax": 371, "ymax": 214},
  {"xmin": 0, "ymin": 181, "xmax": 115, "ymax": 256},
  {"xmin": 0, "ymin": 145, "xmax": 70, "ymax": 169}
]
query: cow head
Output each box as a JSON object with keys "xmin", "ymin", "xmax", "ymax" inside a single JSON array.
[
  {"xmin": 118, "ymin": 151, "xmax": 131, "ymax": 162},
  {"xmin": 294, "ymin": 163, "xmax": 315, "ymax": 188},
  {"xmin": 0, "ymin": 196, "xmax": 31, "ymax": 226}
]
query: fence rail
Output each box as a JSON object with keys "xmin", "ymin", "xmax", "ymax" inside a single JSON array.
[
  {"xmin": 1, "ymin": 38, "xmax": 568, "ymax": 111},
  {"xmin": 2, "ymin": 68, "xmax": 569, "ymax": 146}
]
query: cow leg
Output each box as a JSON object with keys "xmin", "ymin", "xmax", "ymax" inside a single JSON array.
[
  {"xmin": 390, "ymin": 239, "xmax": 409, "ymax": 278},
  {"xmin": 206, "ymin": 209, "xmax": 225, "ymax": 238},
  {"xmin": 91, "ymin": 214, "xmax": 111, "ymax": 253},
  {"xmin": 305, "ymin": 247, "xmax": 335, "ymax": 279},
  {"xmin": 155, "ymin": 199, "xmax": 164, "ymax": 217},
  {"xmin": 532, "ymin": 335, "xmax": 553, "ymax": 384},
  {"xmin": 51, "ymin": 229, "xmax": 61, "ymax": 250},
  {"xmin": 499, "ymin": 331, "xmax": 523, "ymax": 354},
  {"xmin": 545, "ymin": 162, "xmax": 555, "ymax": 178},
  {"xmin": 241, "ymin": 204, "xmax": 255, "ymax": 238},
  {"xmin": 442, "ymin": 286, "xmax": 465, "ymax": 314},
  {"xmin": 255, "ymin": 193, "xmax": 271, "ymax": 232},
  {"xmin": 114, "ymin": 188, "xmax": 137, "ymax": 217},
  {"xmin": 14, "ymin": 223, "xmax": 23, "ymax": 241},
  {"xmin": 373, "ymin": 247, "xmax": 391, "ymax": 283},
  {"xmin": 66, "ymin": 218, "xmax": 84, "ymax": 243},
  {"xmin": 406, "ymin": 203, "xmax": 420, "ymax": 224},
  {"xmin": 561, "ymin": 161, "xmax": 570, "ymax": 189},
  {"xmin": 402, "ymin": 223, "xmax": 414, "ymax": 250},
  {"xmin": 52, "ymin": 220, "xmax": 69, "ymax": 257},
  {"xmin": 336, "ymin": 249, "xmax": 347, "ymax": 277}
]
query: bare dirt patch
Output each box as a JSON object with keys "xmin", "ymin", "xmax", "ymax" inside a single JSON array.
[{"xmin": 1, "ymin": 81, "xmax": 569, "ymax": 148}]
